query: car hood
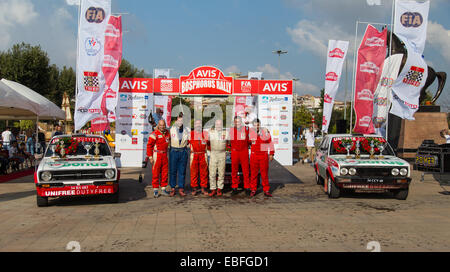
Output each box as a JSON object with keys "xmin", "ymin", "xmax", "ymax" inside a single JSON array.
[
  {"xmin": 331, "ymin": 156, "xmax": 410, "ymax": 168},
  {"xmin": 38, "ymin": 156, "xmax": 115, "ymax": 171}
]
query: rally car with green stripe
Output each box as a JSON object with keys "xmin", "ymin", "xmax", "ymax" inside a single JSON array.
[
  {"xmin": 314, "ymin": 134, "xmax": 411, "ymax": 200},
  {"xmin": 35, "ymin": 134, "xmax": 121, "ymax": 207}
]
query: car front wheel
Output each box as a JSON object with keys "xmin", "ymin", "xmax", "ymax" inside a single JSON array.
[
  {"xmin": 327, "ymin": 177, "xmax": 340, "ymax": 199},
  {"xmin": 36, "ymin": 193, "xmax": 48, "ymax": 207},
  {"xmin": 393, "ymin": 188, "xmax": 408, "ymax": 200}
]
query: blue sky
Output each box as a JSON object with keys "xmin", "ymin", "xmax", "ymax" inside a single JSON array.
[{"xmin": 1, "ymin": 0, "xmax": 449, "ymax": 107}]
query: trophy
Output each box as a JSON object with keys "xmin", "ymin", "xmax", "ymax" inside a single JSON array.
[
  {"xmin": 344, "ymin": 142, "xmax": 353, "ymax": 159},
  {"xmin": 378, "ymin": 143, "xmax": 385, "ymax": 159},
  {"xmin": 355, "ymin": 140, "xmax": 361, "ymax": 159},
  {"xmin": 60, "ymin": 141, "xmax": 66, "ymax": 158},
  {"xmin": 369, "ymin": 140, "xmax": 375, "ymax": 159},
  {"xmin": 51, "ymin": 145, "xmax": 58, "ymax": 159},
  {"xmin": 83, "ymin": 141, "xmax": 93, "ymax": 159},
  {"xmin": 94, "ymin": 142, "xmax": 100, "ymax": 160}
]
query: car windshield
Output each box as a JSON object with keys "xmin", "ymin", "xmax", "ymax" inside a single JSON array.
[
  {"xmin": 45, "ymin": 136, "xmax": 111, "ymax": 157},
  {"xmin": 330, "ymin": 136, "xmax": 395, "ymax": 156}
]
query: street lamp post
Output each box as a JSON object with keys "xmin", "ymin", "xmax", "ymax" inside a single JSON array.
[
  {"xmin": 292, "ymin": 78, "xmax": 299, "ymax": 114},
  {"xmin": 273, "ymin": 50, "xmax": 287, "ymax": 79}
]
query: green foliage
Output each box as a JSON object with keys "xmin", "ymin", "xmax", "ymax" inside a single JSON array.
[
  {"xmin": 119, "ymin": 59, "xmax": 150, "ymax": 78},
  {"xmin": 293, "ymin": 105, "xmax": 313, "ymax": 134},
  {"xmin": 0, "ymin": 43, "xmax": 51, "ymax": 97}
]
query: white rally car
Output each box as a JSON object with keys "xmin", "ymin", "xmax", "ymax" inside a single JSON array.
[
  {"xmin": 35, "ymin": 134, "xmax": 121, "ymax": 207},
  {"xmin": 314, "ymin": 134, "xmax": 411, "ymax": 200}
]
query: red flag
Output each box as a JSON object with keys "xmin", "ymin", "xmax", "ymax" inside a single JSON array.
[{"xmin": 353, "ymin": 25, "xmax": 387, "ymax": 134}]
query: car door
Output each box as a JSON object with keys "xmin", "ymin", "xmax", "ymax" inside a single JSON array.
[{"xmin": 317, "ymin": 136, "xmax": 330, "ymax": 178}]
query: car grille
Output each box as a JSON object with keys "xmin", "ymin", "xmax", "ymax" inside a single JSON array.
[{"xmin": 49, "ymin": 170, "xmax": 106, "ymax": 181}]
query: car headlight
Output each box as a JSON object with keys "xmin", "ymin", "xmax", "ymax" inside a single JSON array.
[
  {"xmin": 391, "ymin": 168, "xmax": 400, "ymax": 176},
  {"xmin": 105, "ymin": 169, "xmax": 115, "ymax": 179},
  {"xmin": 349, "ymin": 168, "xmax": 357, "ymax": 176},
  {"xmin": 340, "ymin": 168, "xmax": 348, "ymax": 176},
  {"xmin": 400, "ymin": 168, "xmax": 408, "ymax": 176},
  {"xmin": 41, "ymin": 171, "xmax": 52, "ymax": 182}
]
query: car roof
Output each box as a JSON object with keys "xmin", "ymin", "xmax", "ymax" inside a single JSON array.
[{"xmin": 51, "ymin": 134, "xmax": 106, "ymax": 139}]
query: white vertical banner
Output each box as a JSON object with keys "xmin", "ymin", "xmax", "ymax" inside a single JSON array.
[
  {"xmin": 394, "ymin": 0, "xmax": 429, "ymax": 55},
  {"xmin": 372, "ymin": 54, "xmax": 403, "ymax": 136},
  {"xmin": 390, "ymin": 0, "xmax": 430, "ymax": 120},
  {"xmin": 258, "ymin": 95, "xmax": 293, "ymax": 166},
  {"xmin": 74, "ymin": 0, "xmax": 111, "ymax": 131},
  {"xmin": 115, "ymin": 91, "xmax": 154, "ymax": 167},
  {"xmin": 322, "ymin": 40, "xmax": 349, "ymax": 133}
]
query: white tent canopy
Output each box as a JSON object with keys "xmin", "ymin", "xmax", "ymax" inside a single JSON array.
[{"xmin": 0, "ymin": 78, "xmax": 65, "ymax": 120}]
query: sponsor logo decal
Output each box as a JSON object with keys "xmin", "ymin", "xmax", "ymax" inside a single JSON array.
[
  {"xmin": 85, "ymin": 7, "xmax": 106, "ymax": 23},
  {"xmin": 365, "ymin": 37, "xmax": 385, "ymax": 47},
  {"xmin": 47, "ymin": 162, "xmax": 109, "ymax": 168},
  {"xmin": 360, "ymin": 62, "xmax": 380, "ymax": 74},
  {"xmin": 324, "ymin": 93, "xmax": 333, "ymax": 103},
  {"xmin": 329, "ymin": 48, "xmax": 345, "ymax": 58},
  {"xmin": 400, "ymin": 12, "xmax": 423, "ymax": 28},
  {"xmin": 83, "ymin": 71, "xmax": 99, "ymax": 92},
  {"xmin": 402, "ymin": 66, "xmax": 425, "ymax": 87},
  {"xmin": 326, "ymin": 72, "xmax": 338, "ymax": 81},
  {"xmin": 357, "ymin": 89, "xmax": 374, "ymax": 101},
  {"xmin": 358, "ymin": 116, "xmax": 372, "ymax": 127},
  {"xmin": 85, "ymin": 37, "xmax": 101, "ymax": 56}
]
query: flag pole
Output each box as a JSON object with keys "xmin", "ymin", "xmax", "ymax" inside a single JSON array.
[{"xmin": 386, "ymin": 0, "xmax": 395, "ymax": 141}]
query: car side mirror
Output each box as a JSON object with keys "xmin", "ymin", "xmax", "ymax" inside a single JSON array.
[{"xmin": 114, "ymin": 152, "xmax": 121, "ymax": 158}]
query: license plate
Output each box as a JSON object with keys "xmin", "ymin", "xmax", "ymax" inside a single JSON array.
[
  {"xmin": 367, "ymin": 178, "xmax": 384, "ymax": 183},
  {"xmin": 415, "ymin": 155, "xmax": 438, "ymax": 167}
]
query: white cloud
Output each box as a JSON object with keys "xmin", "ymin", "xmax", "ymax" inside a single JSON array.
[
  {"xmin": 224, "ymin": 65, "xmax": 240, "ymax": 75},
  {"xmin": 0, "ymin": 0, "xmax": 38, "ymax": 27},
  {"xmin": 287, "ymin": 20, "xmax": 353, "ymax": 58},
  {"xmin": 427, "ymin": 21, "xmax": 450, "ymax": 62},
  {"xmin": 66, "ymin": 0, "xmax": 80, "ymax": 6},
  {"xmin": 256, "ymin": 64, "xmax": 321, "ymax": 95}
]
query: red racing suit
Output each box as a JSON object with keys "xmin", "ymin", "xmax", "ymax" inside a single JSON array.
[
  {"xmin": 230, "ymin": 126, "xmax": 250, "ymax": 189},
  {"xmin": 190, "ymin": 130, "xmax": 209, "ymax": 189},
  {"xmin": 249, "ymin": 127, "xmax": 275, "ymax": 192},
  {"xmin": 146, "ymin": 129, "xmax": 170, "ymax": 189}
]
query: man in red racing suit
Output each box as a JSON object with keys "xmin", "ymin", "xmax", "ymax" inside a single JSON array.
[
  {"xmin": 146, "ymin": 119, "xmax": 170, "ymax": 198},
  {"xmin": 229, "ymin": 116, "xmax": 251, "ymax": 195},
  {"xmin": 249, "ymin": 118, "xmax": 274, "ymax": 197},
  {"xmin": 190, "ymin": 120, "xmax": 209, "ymax": 196}
]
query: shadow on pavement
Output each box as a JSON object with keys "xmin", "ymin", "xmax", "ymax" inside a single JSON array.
[{"xmin": 0, "ymin": 190, "xmax": 36, "ymax": 202}]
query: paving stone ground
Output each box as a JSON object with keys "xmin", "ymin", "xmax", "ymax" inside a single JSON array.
[{"xmin": 0, "ymin": 163, "xmax": 449, "ymax": 252}]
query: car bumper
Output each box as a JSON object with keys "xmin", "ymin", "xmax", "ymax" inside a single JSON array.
[
  {"xmin": 334, "ymin": 176, "xmax": 411, "ymax": 190},
  {"xmin": 36, "ymin": 182, "xmax": 119, "ymax": 197}
]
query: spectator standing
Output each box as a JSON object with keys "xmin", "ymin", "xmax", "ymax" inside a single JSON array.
[
  {"xmin": 25, "ymin": 129, "xmax": 35, "ymax": 155},
  {"xmin": 52, "ymin": 125, "xmax": 63, "ymax": 138},
  {"xmin": 304, "ymin": 126, "xmax": 316, "ymax": 164},
  {"xmin": 1, "ymin": 127, "xmax": 12, "ymax": 150}
]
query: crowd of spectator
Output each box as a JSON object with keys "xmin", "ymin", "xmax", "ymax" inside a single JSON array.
[{"xmin": 0, "ymin": 126, "xmax": 48, "ymax": 174}]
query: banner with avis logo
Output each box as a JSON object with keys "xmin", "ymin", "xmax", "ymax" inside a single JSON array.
[{"xmin": 115, "ymin": 78, "xmax": 154, "ymax": 167}]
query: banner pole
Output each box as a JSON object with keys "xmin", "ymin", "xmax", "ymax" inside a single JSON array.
[
  {"xmin": 386, "ymin": 0, "xmax": 395, "ymax": 141},
  {"xmin": 350, "ymin": 21, "xmax": 359, "ymax": 133}
]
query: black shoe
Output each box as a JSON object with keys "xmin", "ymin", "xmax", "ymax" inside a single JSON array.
[{"xmin": 231, "ymin": 189, "xmax": 239, "ymax": 196}]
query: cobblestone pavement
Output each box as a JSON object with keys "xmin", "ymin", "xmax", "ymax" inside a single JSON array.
[{"xmin": 0, "ymin": 163, "xmax": 449, "ymax": 252}]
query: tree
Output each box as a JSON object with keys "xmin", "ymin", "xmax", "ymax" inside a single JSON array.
[
  {"xmin": 119, "ymin": 59, "xmax": 150, "ymax": 78},
  {"xmin": 293, "ymin": 105, "xmax": 314, "ymax": 136},
  {"xmin": 0, "ymin": 43, "xmax": 51, "ymax": 98}
]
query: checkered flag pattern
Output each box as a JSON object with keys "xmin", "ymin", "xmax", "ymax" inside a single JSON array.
[
  {"xmin": 160, "ymin": 80, "xmax": 173, "ymax": 92},
  {"xmin": 84, "ymin": 75, "xmax": 99, "ymax": 91},
  {"xmin": 406, "ymin": 70, "xmax": 423, "ymax": 84}
]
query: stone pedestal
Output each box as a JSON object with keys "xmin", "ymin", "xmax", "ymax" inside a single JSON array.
[{"xmin": 397, "ymin": 111, "xmax": 448, "ymax": 159}]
